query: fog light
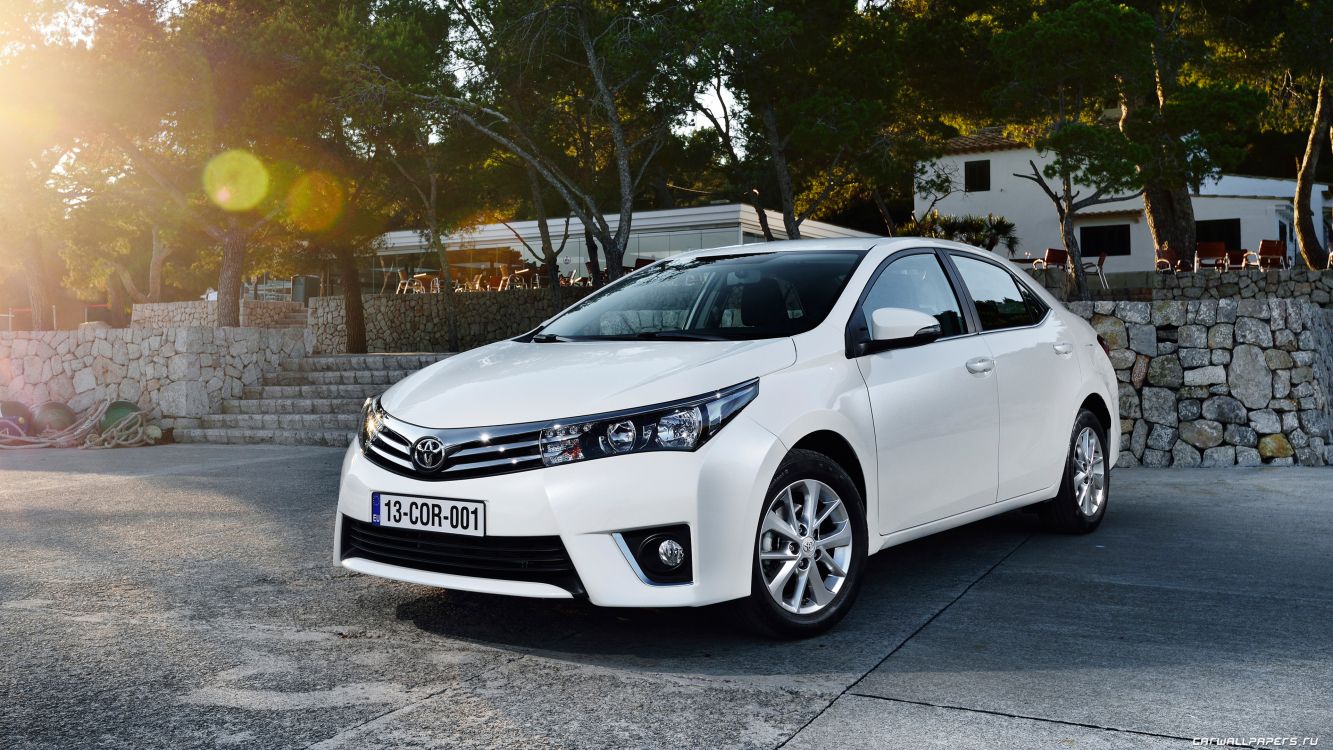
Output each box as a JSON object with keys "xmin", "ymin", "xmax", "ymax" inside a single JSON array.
[{"xmin": 657, "ymin": 538, "xmax": 685, "ymax": 568}]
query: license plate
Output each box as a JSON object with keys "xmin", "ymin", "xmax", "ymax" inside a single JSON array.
[{"xmin": 371, "ymin": 492, "xmax": 485, "ymax": 537}]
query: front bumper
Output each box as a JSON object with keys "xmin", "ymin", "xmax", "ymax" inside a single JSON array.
[{"xmin": 334, "ymin": 413, "xmax": 787, "ymax": 607}]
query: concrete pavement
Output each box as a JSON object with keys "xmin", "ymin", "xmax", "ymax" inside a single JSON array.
[{"xmin": 1, "ymin": 445, "xmax": 1329, "ymax": 748}]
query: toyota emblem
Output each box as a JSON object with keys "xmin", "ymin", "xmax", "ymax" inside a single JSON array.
[{"xmin": 411, "ymin": 436, "xmax": 448, "ymax": 473}]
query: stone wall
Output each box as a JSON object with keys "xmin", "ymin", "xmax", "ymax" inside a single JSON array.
[
  {"xmin": 1066, "ymin": 299, "xmax": 1333, "ymax": 468},
  {"xmin": 0, "ymin": 325, "xmax": 310, "ymax": 428},
  {"xmin": 131, "ymin": 299, "xmax": 307, "ymax": 328},
  {"xmin": 310, "ymin": 289, "xmax": 593, "ymax": 354},
  {"xmin": 1026, "ymin": 268, "xmax": 1333, "ymax": 306}
]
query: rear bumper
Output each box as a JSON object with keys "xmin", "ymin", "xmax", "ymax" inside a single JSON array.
[{"xmin": 333, "ymin": 414, "xmax": 788, "ymax": 607}]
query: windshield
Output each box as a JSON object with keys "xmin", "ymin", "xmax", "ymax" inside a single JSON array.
[{"xmin": 534, "ymin": 251, "xmax": 865, "ymax": 341}]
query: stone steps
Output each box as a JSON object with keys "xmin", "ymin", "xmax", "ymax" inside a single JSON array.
[
  {"xmin": 221, "ymin": 397, "xmax": 367, "ymax": 415},
  {"xmin": 175, "ymin": 427, "xmax": 352, "ymax": 447},
  {"xmin": 242, "ymin": 383, "xmax": 388, "ymax": 400},
  {"xmin": 175, "ymin": 352, "xmax": 454, "ymax": 447},
  {"xmin": 262, "ymin": 369, "xmax": 413, "ymax": 386},
  {"xmin": 202, "ymin": 413, "xmax": 361, "ymax": 430},
  {"xmin": 278, "ymin": 354, "xmax": 449, "ymax": 372}
]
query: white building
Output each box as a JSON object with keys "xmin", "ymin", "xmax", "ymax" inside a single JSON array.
[
  {"xmin": 373, "ymin": 203, "xmax": 873, "ymax": 284},
  {"xmin": 915, "ymin": 128, "xmax": 1333, "ymax": 272}
]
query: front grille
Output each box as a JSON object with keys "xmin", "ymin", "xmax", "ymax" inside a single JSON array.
[
  {"xmin": 361, "ymin": 407, "xmax": 545, "ymax": 481},
  {"xmin": 340, "ymin": 516, "xmax": 584, "ymax": 595}
]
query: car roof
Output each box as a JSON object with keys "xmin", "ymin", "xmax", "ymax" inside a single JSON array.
[{"xmin": 681, "ymin": 236, "xmax": 994, "ymax": 259}]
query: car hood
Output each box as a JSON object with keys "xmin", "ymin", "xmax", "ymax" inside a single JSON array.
[{"xmin": 380, "ymin": 338, "xmax": 796, "ymax": 428}]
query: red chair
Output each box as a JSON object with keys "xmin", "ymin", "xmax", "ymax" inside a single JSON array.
[
  {"xmin": 1031, "ymin": 248, "xmax": 1068, "ymax": 270},
  {"xmin": 1226, "ymin": 249, "xmax": 1253, "ymax": 270},
  {"xmin": 1256, "ymin": 240, "xmax": 1288, "ymax": 270},
  {"xmin": 1195, "ymin": 242, "xmax": 1228, "ymax": 272}
]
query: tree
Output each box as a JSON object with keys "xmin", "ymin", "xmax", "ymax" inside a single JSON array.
[
  {"xmin": 410, "ymin": 0, "xmax": 694, "ymax": 281},
  {"xmin": 994, "ymin": 0, "xmax": 1155, "ymax": 299},
  {"xmin": 1115, "ymin": 1, "xmax": 1265, "ymax": 270},
  {"xmin": 694, "ymin": 0, "xmax": 912, "ymax": 239},
  {"xmin": 0, "ymin": 29, "xmax": 75, "ymax": 331}
]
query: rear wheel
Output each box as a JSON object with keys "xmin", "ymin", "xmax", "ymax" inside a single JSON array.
[
  {"xmin": 738, "ymin": 449, "xmax": 867, "ymax": 638},
  {"xmin": 1039, "ymin": 409, "xmax": 1109, "ymax": 533}
]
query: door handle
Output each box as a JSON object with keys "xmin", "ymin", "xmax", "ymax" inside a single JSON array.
[
  {"xmin": 1052, "ymin": 342, "xmax": 1074, "ymax": 356},
  {"xmin": 965, "ymin": 356, "xmax": 995, "ymax": 374}
]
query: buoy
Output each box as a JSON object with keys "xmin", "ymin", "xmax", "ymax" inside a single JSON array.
[
  {"xmin": 0, "ymin": 401, "xmax": 30, "ymax": 435},
  {"xmin": 101, "ymin": 400, "xmax": 141, "ymax": 432},
  {"xmin": 30, "ymin": 402, "xmax": 77, "ymax": 434}
]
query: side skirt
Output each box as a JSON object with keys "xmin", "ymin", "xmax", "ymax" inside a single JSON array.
[{"xmin": 871, "ymin": 484, "xmax": 1059, "ymax": 554}]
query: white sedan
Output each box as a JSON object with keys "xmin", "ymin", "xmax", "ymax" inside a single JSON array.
[{"xmin": 335, "ymin": 238, "xmax": 1118, "ymax": 637}]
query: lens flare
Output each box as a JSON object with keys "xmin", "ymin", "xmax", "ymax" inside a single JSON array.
[
  {"xmin": 286, "ymin": 171, "xmax": 345, "ymax": 232},
  {"xmin": 203, "ymin": 150, "xmax": 269, "ymax": 212}
]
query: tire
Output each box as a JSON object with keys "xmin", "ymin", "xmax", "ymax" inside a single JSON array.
[
  {"xmin": 737, "ymin": 448, "xmax": 868, "ymax": 638},
  {"xmin": 1039, "ymin": 409, "xmax": 1110, "ymax": 534}
]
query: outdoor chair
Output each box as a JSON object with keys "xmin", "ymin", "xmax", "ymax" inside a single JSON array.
[
  {"xmin": 1082, "ymin": 251, "xmax": 1109, "ymax": 290},
  {"xmin": 1154, "ymin": 247, "xmax": 1179, "ymax": 273},
  {"xmin": 1256, "ymin": 240, "xmax": 1288, "ymax": 270},
  {"xmin": 1195, "ymin": 242, "xmax": 1228, "ymax": 272},
  {"xmin": 1226, "ymin": 249, "xmax": 1256, "ymax": 270},
  {"xmin": 1030, "ymin": 248, "xmax": 1068, "ymax": 270},
  {"xmin": 395, "ymin": 270, "xmax": 425, "ymax": 294}
]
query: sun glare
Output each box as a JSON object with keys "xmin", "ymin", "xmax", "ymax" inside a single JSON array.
[{"xmin": 202, "ymin": 149, "xmax": 269, "ymax": 212}]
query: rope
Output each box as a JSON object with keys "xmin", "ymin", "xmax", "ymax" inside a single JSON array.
[
  {"xmin": 84, "ymin": 411, "xmax": 158, "ymax": 449},
  {"xmin": 0, "ymin": 400, "xmax": 159, "ymax": 450}
]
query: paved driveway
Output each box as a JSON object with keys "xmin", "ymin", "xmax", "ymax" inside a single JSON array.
[{"xmin": 1, "ymin": 445, "xmax": 1329, "ymax": 749}]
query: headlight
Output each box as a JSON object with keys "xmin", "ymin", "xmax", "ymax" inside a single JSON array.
[
  {"xmin": 359, "ymin": 397, "xmax": 382, "ymax": 448},
  {"xmin": 539, "ymin": 379, "xmax": 758, "ymax": 467}
]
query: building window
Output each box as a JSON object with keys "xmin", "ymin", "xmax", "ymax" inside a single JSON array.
[
  {"xmin": 1080, "ymin": 224, "xmax": 1131, "ymax": 257},
  {"xmin": 1195, "ymin": 218, "xmax": 1242, "ymax": 251},
  {"xmin": 963, "ymin": 160, "xmax": 990, "ymax": 192}
]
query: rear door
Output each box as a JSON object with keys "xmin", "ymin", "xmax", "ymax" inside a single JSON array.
[
  {"xmin": 851, "ymin": 249, "xmax": 1001, "ymax": 535},
  {"xmin": 946, "ymin": 252, "xmax": 1083, "ymax": 501}
]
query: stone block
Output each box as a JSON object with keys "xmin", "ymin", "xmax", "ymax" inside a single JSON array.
[
  {"xmin": 1201, "ymin": 396, "xmax": 1247, "ymax": 424},
  {"xmin": 1146, "ymin": 424, "xmax": 1177, "ymax": 451},
  {"xmin": 1179, "ymin": 420, "xmax": 1224, "ymax": 449},
  {"xmin": 1227, "ymin": 344, "xmax": 1272, "ymax": 409},
  {"xmin": 1202, "ymin": 446, "xmax": 1236, "ymax": 467},
  {"xmin": 1172, "ymin": 441, "xmax": 1202, "ymax": 466},
  {"xmin": 1236, "ymin": 447, "xmax": 1263, "ymax": 467},
  {"xmin": 1258, "ymin": 433, "xmax": 1294, "ymax": 459},
  {"xmin": 1184, "ymin": 365, "xmax": 1226, "ymax": 386},
  {"xmin": 1140, "ymin": 387, "xmax": 1176, "ymax": 426}
]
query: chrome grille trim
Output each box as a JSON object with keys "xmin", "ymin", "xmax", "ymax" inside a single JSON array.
[{"xmin": 360, "ymin": 404, "xmax": 549, "ymax": 481}]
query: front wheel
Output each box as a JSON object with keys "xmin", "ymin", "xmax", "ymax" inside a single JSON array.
[
  {"xmin": 738, "ymin": 449, "xmax": 867, "ymax": 638},
  {"xmin": 1039, "ymin": 409, "xmax": 1110, "ymax": 534}
]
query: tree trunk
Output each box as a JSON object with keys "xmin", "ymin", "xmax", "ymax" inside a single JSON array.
[
  {"xmin": 872, "ymin": 187, "xmax": 897, "ymax": 236},
  {"xmin": 760, "ymin": 104, "xmax": 800, "ymax": 239},
  {"xmin": 600, "ymin": 228, "xmax": 624, "ymax": 281},
  {"xmin": 1295, "ymin": 76, "xmax": 1329, "ymax": 269},
  {"xmin": 106, "ymin": 276, "xmax": 127, "ymax": 327},
  {"xmin": 20, "ymin": 235, "xmax": 51, "ymax": 330},
  {"xmin": 216, "ymin": 225, "xmax": 247, "ymax": 327},
  {"xmin": 1059, "ymin": 173, "xmax": 1090, "ymax": 300},
  {"xmin": 1142, "ymin": 184, "xmax": 1197, "ymax": 270},
  {"xmin": 749, "ymin": 191, "xmax": 775, "ymax": 241},
  {"xmin": 584, "ymin": 227, "xmax": 602, "ymax": 287},
  {"xmin": 1059, "ymin": 211, "xmax": 1090, "ymax": 302},
  {"xmin": 335, "ymin": 243, "xmax": 367, "ymax": 354}
]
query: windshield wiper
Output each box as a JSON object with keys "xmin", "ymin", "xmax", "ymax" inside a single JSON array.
[
  {"xmin": 531, "ymin": 333, "xmax": 574, "ymax": 343},
  {"xmin": 632, "ymin": 331, "xmax": 729, "ymax": 341}
]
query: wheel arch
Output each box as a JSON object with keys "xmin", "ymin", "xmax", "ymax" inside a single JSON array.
[
  {"xmin": 1079, "ymin": 392, "xmax": 1112, "ymax": 434},
  {"xmin": 790, "ymin": 430, "xmax": 867, "ymax": 510}
]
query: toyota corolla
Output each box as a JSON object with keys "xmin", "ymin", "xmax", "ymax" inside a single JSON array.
[{"xmin": 335, "ymin": 238, "xmax": 1118, "ymax": 636}]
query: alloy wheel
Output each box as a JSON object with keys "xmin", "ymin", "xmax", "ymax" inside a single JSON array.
[
  {"xmin": 758, "ymin": 479, "xmax": 853, "ymax": 614},
  {"xmin": 1072, "ymin": 426, "xmax": 1106, "ymax": 517}
]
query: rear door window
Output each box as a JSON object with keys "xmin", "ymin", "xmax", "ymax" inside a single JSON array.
[{"xmin": 951, "ymin": 255, "xmax": 1038, "ymax": 331}]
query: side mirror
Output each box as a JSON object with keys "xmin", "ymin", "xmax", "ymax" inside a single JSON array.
[{"xmin": 865, "ymin": 307, "xmax": 943, "ymax": 352}]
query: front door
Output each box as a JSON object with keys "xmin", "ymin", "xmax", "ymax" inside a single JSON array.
[{"xmin": 853, "ymin": 251, "xmax": 1000, "ymax": 535}]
